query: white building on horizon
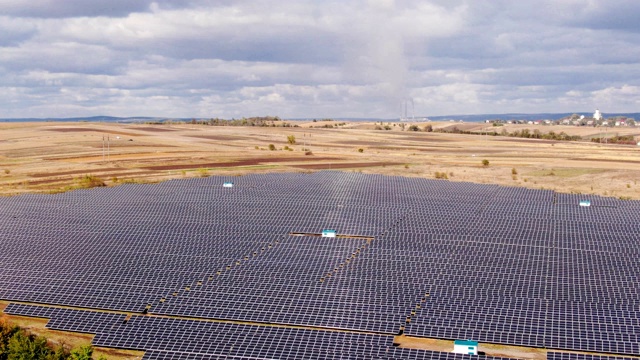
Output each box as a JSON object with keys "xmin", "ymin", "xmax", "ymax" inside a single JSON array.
[{"xmin": 593, "ymin": 109, "xmax": 603, "ymax": 121}]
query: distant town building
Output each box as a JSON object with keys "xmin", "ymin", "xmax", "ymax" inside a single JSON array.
[{"xmin": 593, "ymin": 109, "xmax": 603, "ymax": 121}]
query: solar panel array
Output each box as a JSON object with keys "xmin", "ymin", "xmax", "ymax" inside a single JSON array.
[
  {"xmin": 5, "ymin": 303, "xmax": 512, "ymax": 360},
  {"xmin": 546, "ymin": 352, "xmax": 639, "ymax": 360},
  {"xmin": 1, "ymin": 171, "xmax": 640, "ymax": 358},
  {"xmin": 4, "ymin": 303, "xmax": 124, "ymax": 334}
]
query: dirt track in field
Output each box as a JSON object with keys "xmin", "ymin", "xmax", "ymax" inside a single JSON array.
[
  {"xmin": 291, "ymin": 162, "xmax": 403, "ymax": 169},
  {"xmin": 140, "ymin": 156, "xmax": 340, "ymax": 171}
]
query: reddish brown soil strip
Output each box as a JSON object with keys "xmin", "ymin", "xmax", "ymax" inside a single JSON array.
[
  {"xmin": 133, "ymin": 127, "xmax": 177, "ymax": 132},
  {"xmin": 43, "ymin": 151, "xmax": 193, "ymax": 161},
  {"xmin": 27, "ymin": 171, "xmax": 157, "ymax": 185},
  {"xmin": 29, "ymin": 168, "xmax": 123, "ymax": 178},
  {"xmin": 46, "ymin": 127, "xmax": 104, "ymax": 133},
  {"xmin": 398, "ymin": 135, "xmax": 455, "ymax": 143},
  {"xmin": 334, "ymin": 140, "xmax": 387, "ymax": 146},
  {"xmin": 291, "ymin": 162, "xmax": 403, "ymax": 170},
  {"xmin": 141, "ymin": 157, "xmax": 339, "ymax": 171},
  {"xmin": 371, "ymin": 146, "xmax": 418, "ymax": 151},
  {"xmin": 82, "ymin": 143, "xmax": 178, "ymax": 149},
  {"xmin": 334, "ymin": 137, "xmax": 453, "ymax": 147},
  {"xmin": 27, "ymin": 177, "xmax": 73, "ymax": 185},
  {"xmin": 46, "ymin": 128, "xmax": 138, "ymax": 136},
  {"xmin": 189, "ymin": 135, "xmax": 253, "ymax": 141}
]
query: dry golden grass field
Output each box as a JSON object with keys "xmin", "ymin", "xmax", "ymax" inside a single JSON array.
[{"xmin": 1, "ymin": 120, "xmax": 639, "ymax": 199}]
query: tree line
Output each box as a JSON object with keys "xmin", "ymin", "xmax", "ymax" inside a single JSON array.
[
  {"xmin": 0, "ymin": 320, "xmax": 103, "ymax": 360},
  {"xmin": 435, "ymin": 126, "xmax": 582, "ymax": 141}
]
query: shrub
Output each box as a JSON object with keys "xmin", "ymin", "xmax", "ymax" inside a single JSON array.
[
  {"xmin": 197, "ymin": 168, "xmax": 209, "ymax": 177},
  {"xmin": 7, "ymin": 331, "xmax": 52, "ymax": 360},
  {"xmin": 0, "ymin": 321, "xmax": 104, "ymax": 360},
  {"xmin": 3, "ymin": 169, "xmax": 9, "ymax": 175},
  {"xmin": 287, "ymin": 135, "xmax": 296, "ymax": 144},
  {"xmin": 268, "ymin": 144, "xmax": 276, "ymax": 151},
  {"xmin": 254, "ymin": 146, "xmax": 259, "ymax": 150},
  {"xmin": 511, "ymin": 168, "xmax": 518, "ymax": 175},
  {"xmin": 482, "ymin": 159, "xmax": 490, "ymax": 167},
  {"xmin": 424, "ymin": 124, "xmax": 433, "ymax": 132},
  {"xmin": 434, "ymin": 171, "xmax": 448, "ymax": 179},
  {"xmin": 408, "ymin": 125, "xmax": 420, "ymax": 131},
  {"xmin": 284, "ymin": 145, "xmax": 290, "ymax": 150},
  {"xmin": 357, "ymin": 148, "xmax": 364, "ymax": 153},
  {"xmin": 305, "ymin": 150, "xmax": 313, "ymax": 155},
  {"xmin": 78, "ymin": 175, "xmax": 106, "ymax": 188},
  {"xmin": 70, "ymin": 345, "xmax": 94, "ymax": 360}
]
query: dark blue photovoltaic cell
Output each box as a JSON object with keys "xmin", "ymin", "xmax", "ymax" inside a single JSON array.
[
  {"xmin": 94, "ymin": 315, "xmax": 512, "ymax": 360},
  {"xmin": 1, "ymin": 172, "xmax": 639, "ymax": 357},
  {"xmin": 4, "ymin": 303, "xmax": 125, "ymax": 334},
  {"xmin": 547, "ymin": 352, "xmax": 639, "ymax": 360}
]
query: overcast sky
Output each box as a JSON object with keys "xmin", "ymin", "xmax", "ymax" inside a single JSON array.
[{"xmin": 1, "ymin": 0, "xmax": 639, "ymax": 119}]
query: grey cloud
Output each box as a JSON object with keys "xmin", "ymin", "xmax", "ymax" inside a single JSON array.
[
  {"xmin": 0, "ymin": 0, "xmax": 200, "ymax": 18},
  {"xmin": 0, "ymin": 0, "xmax": 151, "ymax": 18},
  {"xmin": 1, "ymin": 1, "xmax": 639, "ymax": 118}
]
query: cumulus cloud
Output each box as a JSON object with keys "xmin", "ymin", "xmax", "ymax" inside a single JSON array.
[{"xmin": 0, "ymin": 1, "xmax": 638, "ymax": 118}]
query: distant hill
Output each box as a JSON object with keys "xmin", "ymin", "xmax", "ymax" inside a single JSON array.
[
  {"xmin": 0, "ymin": 116, "xmax": 166, "ymax": 123},
  {"xmin": 1, "ymin": 113, "xmax": 639, "ymax": 123}
]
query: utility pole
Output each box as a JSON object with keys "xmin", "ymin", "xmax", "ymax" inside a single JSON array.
[{"xmin": 102, "ymin": 135, "xmax": 105, "ymax": 162}]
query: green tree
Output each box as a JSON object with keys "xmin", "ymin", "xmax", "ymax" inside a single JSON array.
[
  {"xmin": 482, "ymin": 159, "xmax": 490, "ymax": 167},
  {"xmin": 48, "ymin": 345, "xmax": 71, "ymax": 360},
  {"xmin": 0, "ymin": 321, "xmax": 21, "ymax": 359},
  {"xmin": 7, "ymin": 332, "xmax": 52, "ymax": 360},
  {"xmin": 424, "ymin": 124, "xmax": 433, "ymax": 132},
  {"xmin": 69, "ymin": 346, "xmax": 92, "ymax": 360},
  {"xmin": 287, "ymin": 135, "xmax": 296, "ymax": 144}
]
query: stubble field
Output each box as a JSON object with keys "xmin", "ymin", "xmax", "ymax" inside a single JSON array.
[{"xmin": 1, "ymin": 120, "xmax": 639, "ymax": 199}]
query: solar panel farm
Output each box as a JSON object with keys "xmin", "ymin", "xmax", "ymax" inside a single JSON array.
[{"xmin": 1, "ymin": 122, "xmax": 640, "ymax": 360}]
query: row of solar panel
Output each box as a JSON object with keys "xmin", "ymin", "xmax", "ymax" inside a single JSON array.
[
  {"xmin": 4, "ymin": 303, "xmax": 125, "ymax": 334},
  {"xmin": 1, "ymin": 172, "xmax": 639, "ymax": 356}
]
